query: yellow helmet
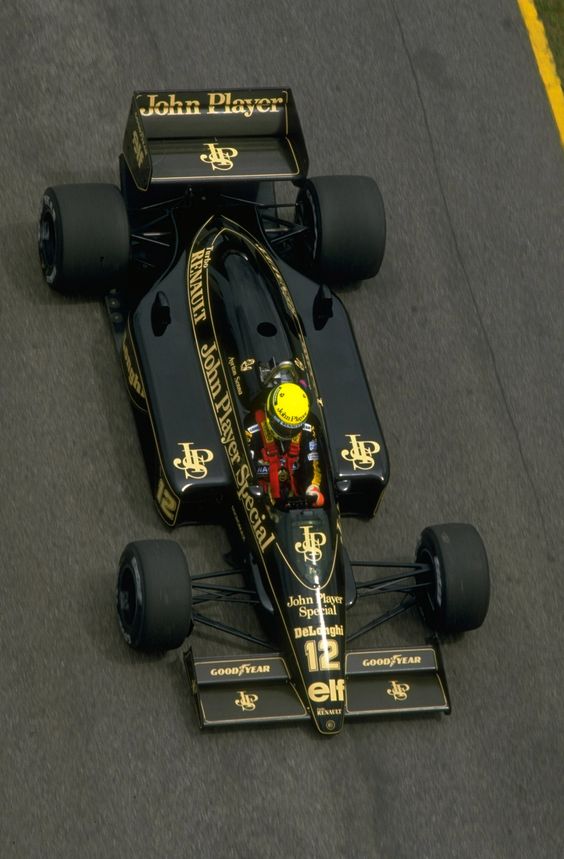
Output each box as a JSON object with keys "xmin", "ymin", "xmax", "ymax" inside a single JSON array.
[{"xmin": 266, "ymin": 382, "xmax": 309, "ymax": 440}]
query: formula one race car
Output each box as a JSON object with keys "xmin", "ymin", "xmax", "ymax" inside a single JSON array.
[{"xmin": 38, "ymin": 88, "xmax": 490, "ymax": 734}]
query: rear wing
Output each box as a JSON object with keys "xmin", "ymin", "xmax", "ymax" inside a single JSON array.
[{"xmin": 123, "ymin": 88, "xmax": 309, "ymax": 191}]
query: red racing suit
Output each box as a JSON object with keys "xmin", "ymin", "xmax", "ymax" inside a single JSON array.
[{"xmin": 245, "ymin": 409, "xmax": 322, "ymax": 505}]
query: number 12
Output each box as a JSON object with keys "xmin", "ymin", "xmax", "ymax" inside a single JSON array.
[{"xmin": 304, "ymin": 639, "xmax": 340, "ymax": 671}]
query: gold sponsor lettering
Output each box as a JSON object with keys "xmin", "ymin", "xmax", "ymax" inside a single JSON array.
[
  {"xmin": 207, "ymin": 91, "xmax": 284, "ymax": 118},
  {"xmin": 139, "ymin": 93, "xmax": 201, "ymax": 116},
  {"xmin": 172, "ymin": 442, "xmax": 213, "ymax": 480},
  {"xmin": 188, "ymin": 249, "xmax": 207, "ymax": 326},
  {"xmin": 195, "ymin": 335, "xmax": 275, "ymax": 552},
  {"xmin": 131, "ymin": 129, "xmax": 145, "ymax": 167},
  {"xmin": 290, "ymin": 591, "xmax": 343, "ymax": 621},
  {"xmin": 298, "ymin": 604, "xmax": 337, "ymax": 619},
  {"xmin": 293, "ymin": 624, "xmax": 344, "ymax": 639},
  {"xmin": 304, "ymin": 639, "xmax": 340, "ymax": 672},
  {"xmin": 200, "ymin": 142, "xmax": 239, "ymax": 172},
  {"xmin": 307, "ymin": 678, "xmax": 345, "ymax": 703},
  {"xmin": 235, "ymin": 690, "xmax": 259, "ymax": 712},
  {"xmin": 201, "ymin": 342, "xmax": 225, "ymax": 404},
  {"xmin": 122, "ymin": 339, "xmax": 145, "ymax": 399},
  {"xmin": 362, "ymin": 655, "xmax": 422, "ymax": 668},
  {"xmin": 227, "ymin": 357, "xmax": 242, "ymax": 394},
  {"xmin": 187, "ymin": 234, "xmax": 288, "ymax": 557},
  {"xmin": 387, "ymin": 680, "xmax": 410, "ymax": 702},
  {"xmin": 156, "ymin": 476, "xmax": 178, "ymax": 522},
  {"xmin": 316, "ymin": 708, "xmax": 342, "ymax": 716},
  {"xmin": 287, "ymin": 595, "xmax": 314, "ymax": 608},
  {"xmin": 210, "ymin": 663, "xmax": 271, "ymax": 677},
  {"xmin": 207, "ymin": 91, "xmax": 227, "ymax": 113},
  {"xmin": 320, "ymin": 593, "xmax": 343, "ymax": 606},
  {"xmin": 218, "ymin": 415, "xmax": 241, "ymax": 464},
  {"xmin": 240, "ymin": 358, "xmax": 255, "ymax": 372},
  {"xmin": 294, "ymin": 525, "xmax": 326, "ymax": 563},
  {"xmin": 341, "ymin": 434, "xmax": 381, "ymax": 471}
]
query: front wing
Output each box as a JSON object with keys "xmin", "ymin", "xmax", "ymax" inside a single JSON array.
[{"xmin": 184, "ymin": 645, "xmax": 450, "ymax": 728}]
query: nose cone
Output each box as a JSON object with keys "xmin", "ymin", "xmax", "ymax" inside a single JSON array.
[{"xmin": 315, "ymin": 710, "xmax": 345, "ymax": 735}]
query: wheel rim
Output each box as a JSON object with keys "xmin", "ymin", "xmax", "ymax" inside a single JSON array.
[
  {"xmin": 416, "ymin": 546, "xmax": 442, "ymax": 619},
  {"xmin": 38, "ymin": 211, "xmax": 56, "ymax": 275},
  {"xmin": 117, "ymin": 565, "xmax": 138, "ymax": 629}
]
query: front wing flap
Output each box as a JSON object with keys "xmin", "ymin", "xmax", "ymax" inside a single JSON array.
[
  {"xmin": 185, "ymin": 651, "xmax": 309, "ymax": 726},
  {"xmin": 185, "ymin": 645, "xmax": 450, "ymax": 729}
]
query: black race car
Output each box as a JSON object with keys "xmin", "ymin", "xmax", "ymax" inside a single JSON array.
[{"xmin": 38, "ymin": 88, "xmax": 490, "ymax": 734}]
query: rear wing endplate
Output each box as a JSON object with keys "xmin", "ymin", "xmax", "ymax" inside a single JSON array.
[{"xmin": 123, "ymin": 88, "xmax": 309, "ymax": 190}]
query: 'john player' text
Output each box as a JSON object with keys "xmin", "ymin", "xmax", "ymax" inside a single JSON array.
[
  {"xmin": 287, "ymin": 593, "xmax": 343, "ymax": 619},
  {"xmin": 200, "ymin": 342, "xmax": 275, "ymax": 552},
  {"xmin": 140, "ymin": 91, "xmax": 285, "ymax": 118}
]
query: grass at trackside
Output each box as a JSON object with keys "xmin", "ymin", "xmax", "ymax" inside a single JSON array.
[{"xmin": 535, "ymin": 1, "xmax": 564, "ymax": 83}]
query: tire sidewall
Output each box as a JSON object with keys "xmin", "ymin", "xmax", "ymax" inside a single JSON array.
[{"xmin": 116, "ymin": 540, "xmax": 192, "ymax": 651}]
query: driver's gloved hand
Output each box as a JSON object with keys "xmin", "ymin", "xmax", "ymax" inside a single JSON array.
[{"xmin": 306, "ymin": 484, "xmax": 325, "ymax": 508}]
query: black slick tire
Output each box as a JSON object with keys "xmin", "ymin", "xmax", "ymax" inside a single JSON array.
[
  {"xmin": 117, "ymin": 540, "xmax": 192, "ymax": 651},
  {"xmin": 38, "ymin": 184, "xmax": 129, "ymax": 296},
  {"xmin": 297, "ymin": 175, "xmax": 386, "ymax": 284},
  {"xmin": 415, "ymin": 523, "xmax": 490, "ymax": 633}
]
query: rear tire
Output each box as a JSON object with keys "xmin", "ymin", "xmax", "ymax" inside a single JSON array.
[
  {"xmin": 117, "ymin": 540, "xmax": 192, "ymax": 651},
  {"xmin": 297, "ymin": 175, "xmax": 386, "ymax": 285},
  {"xmin": 38, "ymin": 184, "xmax": 129, "ymax": 296},
  {"xmin": 415, "ymin": 523, "xmax": 490, "ymax": 633}
]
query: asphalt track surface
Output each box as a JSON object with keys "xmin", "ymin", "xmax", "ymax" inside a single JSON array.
[{"xmin": 1, "ymin": 2, "xmax": 563, "ymax": 857}]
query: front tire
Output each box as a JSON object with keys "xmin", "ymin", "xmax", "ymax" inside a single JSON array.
[
  {"xmin": 117, "ymin": 540, "xmax": 192, "ymax": 651},
  {"xmin": 415, "ymin": 523, "xmax": 490, "ymax": 633},
  {"xmin": 297, "ymin": 175, "xmax": 386, "ymax": 285},
  {"xmin": 38, "ymin": 184, "xmax": 130, "ymax": 296}
]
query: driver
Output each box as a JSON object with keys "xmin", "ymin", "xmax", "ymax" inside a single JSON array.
[{"xmin": 245, "ymin": 381, "xmax": 324, "ymax": 508}]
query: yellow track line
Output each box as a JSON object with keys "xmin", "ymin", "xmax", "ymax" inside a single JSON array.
[{"xmin": 517, "ymin": 0, "xmax": 564, "ymax": 146}]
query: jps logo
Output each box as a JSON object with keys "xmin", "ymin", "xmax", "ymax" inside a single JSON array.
[
  {"xmin": 387, "ymin": 680, "xmax": 410, "ymax": 702},
  {"xmin": 341, "ymin": 434, "xmax": 381, "ymax": 471},
  {"xmin": 240, "ymin": 358, "xmax": 256, "ymax": 372},
  {"xmin": 295, "ymin": 525, "xmax": 327, "ymax": 563},
  {"xmin": 235, "ymin": 691, "xmax": 258, "ymax": 712},
  {"xmin": 200, "ymin": 142, "xmax": 239, "ymax": 171},
  {"xmin": 173, "ymin": 442, "xmax": 214, "ymax": 480}
]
